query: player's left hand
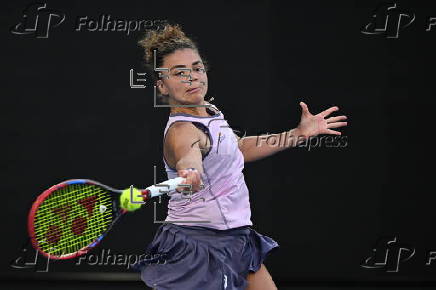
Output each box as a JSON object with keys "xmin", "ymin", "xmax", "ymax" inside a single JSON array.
[{"xmin": 296, "ymin": 101, "xmax": 348, "ymax": 138}]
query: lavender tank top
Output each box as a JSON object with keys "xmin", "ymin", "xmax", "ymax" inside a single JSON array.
[{"xmin": 162, "ymin": 106, "xmax": 253, "ymax": 230}]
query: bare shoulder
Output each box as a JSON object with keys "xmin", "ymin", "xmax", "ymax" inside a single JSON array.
[
  {"xmin": 164, "ymin": 121, "xmax": 203, "ymax": 168},
  {"xmin": 165, "ymin": 121, "xmax": 201, "ymax": 147}
]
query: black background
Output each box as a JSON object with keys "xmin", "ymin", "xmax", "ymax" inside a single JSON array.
[{"xmin": 2, "ymin": 0, "xmax": 436, "ymax": 289}]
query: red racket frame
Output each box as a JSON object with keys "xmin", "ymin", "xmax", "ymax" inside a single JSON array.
[{"xmin": 27, "ymin": 179, "xmax": 129, "ymax": 260}]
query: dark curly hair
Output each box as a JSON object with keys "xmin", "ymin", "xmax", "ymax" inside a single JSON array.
[{"xmin": 138, "ymin": 23, "xmax": 209, "ymax": 104}]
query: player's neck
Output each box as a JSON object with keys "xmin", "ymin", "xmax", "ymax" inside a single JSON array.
[{"xmin": 169, "ymin": 100, "xmax": 210, "ymax": 117}]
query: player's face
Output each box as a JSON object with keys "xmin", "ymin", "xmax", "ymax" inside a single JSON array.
[{"xmin": 158, "ymin": 48, "xmax": 208, "ymax": 105}]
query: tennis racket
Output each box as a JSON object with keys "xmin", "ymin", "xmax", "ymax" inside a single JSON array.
[{"xmin": 27, "ymin": 177, "xmax": 185, "ymax": 260}]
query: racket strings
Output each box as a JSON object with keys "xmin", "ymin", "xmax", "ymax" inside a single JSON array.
[{"xmin": 32, "ymin": 184, "xmax": 113, "ymax": 257}]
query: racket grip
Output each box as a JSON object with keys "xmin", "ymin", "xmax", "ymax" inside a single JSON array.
[{"xmin": 145, "ymin": 177, "xmax": 186, "ymax": 198}]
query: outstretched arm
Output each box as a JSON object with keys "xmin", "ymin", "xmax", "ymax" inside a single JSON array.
[
  {"xmin": 236, "ymin": 128, "xmax": 303, "ymax": 163},
  {"xmin": 237, "ymin": 102, "xmax": 348, "ymax": 163},
  {"xmin": 164, "ymin": 122, "xmax": 204, "ymax": 192}
]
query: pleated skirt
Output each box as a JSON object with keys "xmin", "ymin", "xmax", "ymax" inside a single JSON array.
[{"xmin": 133, "ymin": 223, "xmax": 279, "ymax": 290}]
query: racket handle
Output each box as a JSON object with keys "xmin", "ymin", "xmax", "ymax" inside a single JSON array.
[{"xmin": 143, "ymin": 177, "xmax": 186, "ymax": 198}]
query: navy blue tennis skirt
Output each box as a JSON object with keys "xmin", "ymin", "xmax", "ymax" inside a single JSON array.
[{"xmin": 133, "ymin": 223, "xmax": 279, "ymax": 290}]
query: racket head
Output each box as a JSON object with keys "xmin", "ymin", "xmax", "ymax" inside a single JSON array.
[{"xmin": 28, "ymin": 179, "xmax": 125, "ymax": 260}]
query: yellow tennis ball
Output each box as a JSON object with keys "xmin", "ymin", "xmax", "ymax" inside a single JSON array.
[{"xmin": 120, "ymin": 187, "xmax": 144, "ymax": 211}]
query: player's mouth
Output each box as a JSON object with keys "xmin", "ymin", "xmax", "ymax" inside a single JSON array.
[{"xmin": 186, "ymin": 87, "xmax": 201, "ymax": 94}]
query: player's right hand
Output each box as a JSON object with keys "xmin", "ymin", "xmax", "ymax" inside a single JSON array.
[{"xmin": 176, "ymin": 168, "xmax": 204, "ymax": 194}]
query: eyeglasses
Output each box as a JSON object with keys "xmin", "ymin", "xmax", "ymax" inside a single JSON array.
[{"xmin": 158, "ymin": 67, "xmax": 207, "ymax": 82}]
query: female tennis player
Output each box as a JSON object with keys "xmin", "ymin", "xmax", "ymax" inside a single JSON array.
[{"xmin": 127, "ymin": 23, "xmax": 347, "ymax": 290}]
